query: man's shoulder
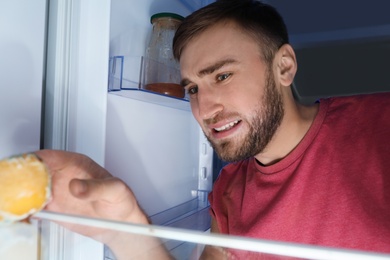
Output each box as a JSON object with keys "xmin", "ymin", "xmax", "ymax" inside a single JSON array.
[
  {"xmin": 328, "ymin": 91, "xmax": 390, "ymax": 105},
  {"xmin": 323, "ymin": 92, "xmax": 390, "ymax": 114},
  {"xmin": 319, "ymin": 92, "xmax": 390, "ymax": 134}
]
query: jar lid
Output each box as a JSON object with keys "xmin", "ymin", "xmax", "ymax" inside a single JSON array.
[{"xmin": 150, "ymin": 12, "xmax": 184, "ymax": 24}]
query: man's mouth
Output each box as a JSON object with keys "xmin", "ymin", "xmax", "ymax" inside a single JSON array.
[{"xmin": 213, "ymin": 120, "xmax": 241, "ymax": 132}]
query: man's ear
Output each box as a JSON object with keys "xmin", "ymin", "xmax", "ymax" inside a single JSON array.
[{"xmin": 275, "ymin": 44, "xmax": 297, "ymax": 87}]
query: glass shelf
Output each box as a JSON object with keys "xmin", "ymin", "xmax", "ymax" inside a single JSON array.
[
  {"xmin": 108, "ymin": 89, "xmax": 190, "ymax": 111},
  {"xmin": 2, "ymin": 211, "xmax": 390, "ymax": 260}
]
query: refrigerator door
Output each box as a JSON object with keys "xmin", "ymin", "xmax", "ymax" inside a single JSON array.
[
  {"xmin": 43, "ymin": 0, "xmax": 111, "ymax": 259},
  {"xmin": 44, "ymin": 0, "xmax": 110, "ymax": 164},
  {"xmin": 0, "ymin": 0, "xmax": 47, "ymax": 158}
]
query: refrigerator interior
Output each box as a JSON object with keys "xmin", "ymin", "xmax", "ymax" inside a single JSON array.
[
  {"xmin": 39, "ymin": 0, "xmax": 218, "ymax": 259},
  {"xmin": 104, "ymin": 0, "xmax": 216, "ymax": 258},
  {"xmin": 103, "ymin": 1, "xmax": 220, "ymax": 258}
]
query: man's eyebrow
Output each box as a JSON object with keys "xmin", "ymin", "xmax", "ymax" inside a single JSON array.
[
  {"xmin": 198, "ymin": 58, "xmax": 237, "ymax": 76},
  {"xmin": 180, "ymin": 78, "xmax": 191, "ymax": 87},
  {"xmin": 180, "ymin": 58, "xmax": 238, "ymax": 87}
]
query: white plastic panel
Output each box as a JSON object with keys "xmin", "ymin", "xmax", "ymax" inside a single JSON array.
[
  {"xmin": 105, "ymin": 91, "xmax": 204, "ymax": 216},
  {"xmin": 0, "ymin": 0, "xmax": 47, "ymax": 158},
  {"xmin": 43, "ymin": 1, "xmax": 111, "ymax": 259}
]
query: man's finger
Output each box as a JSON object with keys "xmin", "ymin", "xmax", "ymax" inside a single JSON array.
[{"xmin": 69, "ymin": 178, "xmax": 130, "ymax": 203}]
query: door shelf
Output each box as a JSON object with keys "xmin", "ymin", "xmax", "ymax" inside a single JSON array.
[
  {"xmin": 108, "ymin": 89, "xmax": 190, "ymax": 111},
  {"xmin": 108, "ymin": 55, "xmax": 189, "ymax": 111}
]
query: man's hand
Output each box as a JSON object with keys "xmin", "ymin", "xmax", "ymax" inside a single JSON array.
[{"xmin": 35, "ymin": 149, "xmax": 149, "ymax": 244}]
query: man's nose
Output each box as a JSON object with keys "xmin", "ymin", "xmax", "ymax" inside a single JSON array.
[{"xmin": 196, "ymin": 87, "xmax": 223, "ymax": 121}]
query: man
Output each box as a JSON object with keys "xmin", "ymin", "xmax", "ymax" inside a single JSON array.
[
  {"xmin": 172, "ymin": 0, "xmax": 390, "ymax": 256},
  {"xmin": 36, "ymin": 0, "xmax": 390, "ymax": 258}
]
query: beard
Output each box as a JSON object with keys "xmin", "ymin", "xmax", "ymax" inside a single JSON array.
[{"xmin": 206, "ymin": 71, "xmax": 284, "ymax": 162}]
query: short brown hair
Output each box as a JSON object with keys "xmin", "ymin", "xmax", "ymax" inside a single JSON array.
[{"xmin": 173, "ymin": 0, "xmax": 289, "ymax": 65}]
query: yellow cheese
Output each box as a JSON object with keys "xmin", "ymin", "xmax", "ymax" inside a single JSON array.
[{"xmin": 0, "ymin": 154, "xmax": 51, "ymax": 224}]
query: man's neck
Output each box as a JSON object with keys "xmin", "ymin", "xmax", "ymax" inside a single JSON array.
[{"xmin": 255, "ymin": 102, "xmax": 319, "ymax": 166}]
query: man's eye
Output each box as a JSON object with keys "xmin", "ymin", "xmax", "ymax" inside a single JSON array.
[
  {"xmin": 217, "ymin": 73, "xmax": 232, "ymax": 81},
  {"xmin": 187, "ymin": 85, "xmax": 198, "ymax": 95}
]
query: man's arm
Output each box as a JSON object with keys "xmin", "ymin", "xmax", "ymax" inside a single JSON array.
[
  {"xmin": 35, "ymin": 149, "xmax": 172, "ymax": 259},
  {"xmin": 199, "ymin": 216, "xmax": 234, "ymax": 259}
]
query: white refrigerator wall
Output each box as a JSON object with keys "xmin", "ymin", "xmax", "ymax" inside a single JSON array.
[
  {"xmin": 105, "ymin": 90, "xmax": 214, "ymax": 220},
  {"xmin": 0, "ymin": 0, "xmax": 47, "ymax": 159},
  {"xmin": 105, "ymin": 0, "xmax": 214, "ymax": 219}
]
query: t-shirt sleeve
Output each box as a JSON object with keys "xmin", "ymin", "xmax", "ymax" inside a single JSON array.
[{"xmin": 208, "ymin": 190, "xmax": 217, "ymax": 218}]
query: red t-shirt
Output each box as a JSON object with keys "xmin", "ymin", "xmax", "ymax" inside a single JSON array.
[{"xmin": 209, "ymin": 93, "xmax": 390, "ymax": 255}]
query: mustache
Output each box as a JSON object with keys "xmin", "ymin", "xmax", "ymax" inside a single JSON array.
[{"xmin": 203, "ymin": 112, "xmax": 241, "ymax": 126}]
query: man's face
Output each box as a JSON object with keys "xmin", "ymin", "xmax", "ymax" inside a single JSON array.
[{"xmin": 179, "ymin": 22, "xmax": 284, "ymax": 162}]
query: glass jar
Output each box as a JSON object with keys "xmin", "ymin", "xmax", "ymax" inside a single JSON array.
[{"xmin": 143, "ymin": 12, "xmax": 185, "ymax": 98}]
